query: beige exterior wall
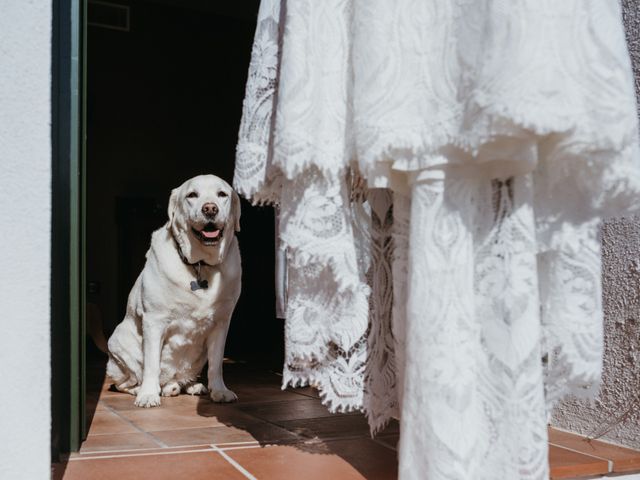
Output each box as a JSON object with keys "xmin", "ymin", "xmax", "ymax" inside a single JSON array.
[{"xmin": 551, "ymin": 0, "xmax": 640, "ymax": 449}]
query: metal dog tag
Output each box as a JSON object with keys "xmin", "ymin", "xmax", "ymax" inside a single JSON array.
[{"xmin": 190, "ymin": 279, "xmax": 209, "ymax": 291}]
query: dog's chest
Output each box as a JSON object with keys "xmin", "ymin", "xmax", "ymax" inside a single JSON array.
[
  {"xmin": 166, "ymin": 316, "xmax": 212, "ymax": 348},
  {"xmin": 165, "ymin": 289, "xmax": 220, "ymax": 347},
  {"xmin": 174, "ymin": 268, "xmax": 226, "ymax": 320}
]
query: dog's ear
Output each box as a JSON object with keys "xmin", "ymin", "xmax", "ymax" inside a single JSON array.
[
  {"xmin": 166, "ymin": 188, "xmax": 179, "ymax": 230},
  {"xmin": 232, "ymin": 191, "xmax": 241, "ymax": 232}
]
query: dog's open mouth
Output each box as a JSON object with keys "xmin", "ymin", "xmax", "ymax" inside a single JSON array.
[{"xmin": 192, "ymin": 223, "xmax": 224, "ymax": 246}]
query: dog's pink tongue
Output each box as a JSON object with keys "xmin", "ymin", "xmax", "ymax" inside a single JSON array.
[{"xmin": 202, "ymin": 229, "xmax": 220, "ymax": 239}]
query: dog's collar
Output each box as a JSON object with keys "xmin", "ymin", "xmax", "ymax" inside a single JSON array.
[
  {"xmin": 172, "ymin": 234, "xmax": 214, "ymax": 291},
  {"xmin": 174, "ymin": 242, "xmax": 215, "ymax": 268}
]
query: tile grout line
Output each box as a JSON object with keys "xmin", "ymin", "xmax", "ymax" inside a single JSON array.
[
  {"xmin": 78, "ymin": 440, "xmax": 263, "ymax": 456},
  {"xmin": 372, "ymin": 437, "xmax": 397, "ymax": 452},
  {"xmin": 86, "ymin": 422, "xmax": 264, "ymax": 435},
  {"xmin": 78, "ymin": 443, "xmax": 215, "ymax": 455},
  {"xmin": 70, "ymin": 447, "xmax": 217, "ymax": 461},
  {"xmin": 286, "ymin": 391, "xmax": 321, "ymax": 400},
  {"xmin": 74, "ymin": 443, "xmax": 275, "ymax": 461},
  {"xmin": 100, "ymin": 402, "xmax": 170, "ymax": 448},
  {"xmin": 211, "ymin": 444, "xmax": 259, "ymax": 480},
  {"xmin": 71, "ymin": 444, "xmax": 268, "ymax": 461},
  {"xmin": 216, "ymin": 441, "xmax": 261, "ymax": 447},
  {"xmin": 549, "ymin": 442, "xmax": 614, "ymax": 473},
  {"xmin": 219, "ymin": 444, "xmax": 270, "ymax": 452}
]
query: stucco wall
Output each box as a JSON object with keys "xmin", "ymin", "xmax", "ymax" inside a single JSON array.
[
  {"xmin": 551, "ymin": 0, "xmax": 640, "ymax": 449},
  {"xmin": 0, "ymin": 1, "xmax": 52, "ymax": 479}
]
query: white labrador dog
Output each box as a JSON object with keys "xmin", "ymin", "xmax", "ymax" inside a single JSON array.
[{"xmin": 106, "ymin": 175, "xmax": 241, "ymax": 408}]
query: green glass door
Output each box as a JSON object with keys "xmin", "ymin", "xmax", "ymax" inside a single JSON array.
[{"xmin": 51, "ymin": 0, "xmax": 87, "ymax": 458}]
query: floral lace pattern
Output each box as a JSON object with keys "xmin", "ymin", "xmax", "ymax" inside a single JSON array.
[
  {"xmin": 234, "ymin": 0, "xmax": 283, "ymax": 205},
  {"xmin": 234, "ymin": 1, "xmax": 640, "ymax": 478},
  {"xmin": 279, "ymin": 168, "xmax": 371, "ymax": 412}
]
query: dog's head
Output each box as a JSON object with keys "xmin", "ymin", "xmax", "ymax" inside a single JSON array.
[{"xmin": 167, "ymin": 175, "xmax": 241, "ymax": 265}]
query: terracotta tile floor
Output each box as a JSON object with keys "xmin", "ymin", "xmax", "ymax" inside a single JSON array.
[{"xmin": 52, "ymin": 362, "xmax": 640, "ymax": 480}]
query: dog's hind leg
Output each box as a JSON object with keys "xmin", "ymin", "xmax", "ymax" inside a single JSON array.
[
  {"xmin": 106, "ymin": 313, "xmax": 144, "ymax": 395},
  {"xmin": 180, "ymin": 351, "xmax": 208, "ymax": 396},
  {"xmin": 106, "ymin": 353, "xmax": 139, "ymax": 394},
  {"xmin": 115, "ymin": 377, "xmax": 140, "ymax": 396},
  {"xmin": 161, "ymin": 381, "xmax": 180, "ymax": 397},
  {"xmin": 184, "ymin": 382, "xmax": 208, "ymax": 395}
]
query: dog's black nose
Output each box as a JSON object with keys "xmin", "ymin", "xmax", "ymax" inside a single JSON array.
[{"xmin": 202, "ymin": 203, "xmax": 218, "ymax": 218}]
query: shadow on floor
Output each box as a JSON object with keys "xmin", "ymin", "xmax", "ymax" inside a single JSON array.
[
  {"xmin": 53, "ymin": 358, "xmax": 399, "ymax": 479},
  {"xmin": 194, "ymin": 361, "xmax": 400, "ymax": 479}
]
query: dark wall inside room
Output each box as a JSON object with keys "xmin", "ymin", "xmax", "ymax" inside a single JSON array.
[{"xmin": 86, "ymin": 0, "xmax": 282, "ymax": 365}]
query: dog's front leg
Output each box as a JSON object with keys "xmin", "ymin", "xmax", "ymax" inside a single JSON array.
[
  {"xmin": 134, "ymin": 317, "xmax": 166, "ymax": 408},
  {"xmin": 207, "ymin": 310, "xmax": 237, "ymax": 403}
]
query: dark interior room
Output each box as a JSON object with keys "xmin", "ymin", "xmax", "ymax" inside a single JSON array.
[{"xmin": 85, "ymin": 0, "xmax": 280, "ymax": 389}]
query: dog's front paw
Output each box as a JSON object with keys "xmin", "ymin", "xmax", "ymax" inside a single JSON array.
[
  {"xmin": 209, "ymin": 388, "xmax": 237, "ymax": 403},
  {"xmin": 134, "ymin": 391, "xmax": 162, "ymax": 408}
]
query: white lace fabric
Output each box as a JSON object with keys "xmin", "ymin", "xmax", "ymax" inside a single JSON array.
[{"xmin": 234, "ymin": 1, "xmax": 640, "ymax": 478}]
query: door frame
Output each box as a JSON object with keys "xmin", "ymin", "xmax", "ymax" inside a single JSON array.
[{"xmin": 51, "ymin": 0, "xmax": 87, "ymax": 458}]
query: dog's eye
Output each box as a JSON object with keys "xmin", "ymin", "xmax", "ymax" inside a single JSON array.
[
  {"xmin": 187, "ymin": 192, "xmax": 198, "ymax": 199},
  {"xmin": 217, "ymin": 191, "xmax": 228, "ymax": 198}
]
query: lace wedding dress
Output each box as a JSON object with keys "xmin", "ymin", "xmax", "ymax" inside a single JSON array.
[{"xmin": 234, "ymin": 1, "xmax": 640, "ymax": 478}]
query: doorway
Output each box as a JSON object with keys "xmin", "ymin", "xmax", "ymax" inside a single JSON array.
[{"xmin": 83, "ymin": 0, "xmax": 281, "ymax": 448}]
